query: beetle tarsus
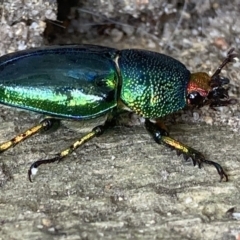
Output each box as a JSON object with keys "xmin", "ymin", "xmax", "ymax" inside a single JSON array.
[
  {"xmin": 145, "ymin": 119, "xmax": 228, "ymax": 181},
  {"xmin": 28, "ymin": 155, "xmax": 61, "ymax": 182},
  {"xmin": 179, "ymin": 150, "xmax": 228, "ymax": 182}
]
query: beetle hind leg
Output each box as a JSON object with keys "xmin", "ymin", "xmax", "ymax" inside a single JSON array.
[
  {"xmin": 145, "ymin": 119, "xmax": 228, "ymax": 182},
  {"xmin": 0, "ymin": 118, "xmax": 60, "ymax": 153},
  {"xmin": 28, "ymin": 117, "xmax": 117, "ymax": 182}
]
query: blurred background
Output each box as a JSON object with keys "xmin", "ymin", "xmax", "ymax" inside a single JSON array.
[{"xmin": 1, "ymin": 0, "xmax": 240, "ymax": 54}]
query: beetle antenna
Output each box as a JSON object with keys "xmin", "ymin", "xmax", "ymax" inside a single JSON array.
[{"xmin": 211, "ymin": 48, "xmax": 237, "ymax": 80}]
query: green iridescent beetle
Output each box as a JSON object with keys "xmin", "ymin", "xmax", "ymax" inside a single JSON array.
[{"xmin": 0, "ymin": 45, "xmax": 236, "ymax": 181}]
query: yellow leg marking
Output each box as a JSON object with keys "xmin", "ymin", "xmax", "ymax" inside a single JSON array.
[
  {"xmin": 162, "ymin": 136, "xmax": 189, "ymax": 154},
  {"xmin": 0, "ymin": 122, "xmax": 45, "ymax": 152},
  {"xmin": 28, "ymin": 127, "xmax": 102, "ymax": 181},
  {"xmin": 59, "ymin": 131, "xmax": 97, "ymax": 158}
]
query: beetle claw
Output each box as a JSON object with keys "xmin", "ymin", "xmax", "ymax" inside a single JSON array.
[
  {"xmin": 27, "ymin": 155, "xmax": 61, "ymax": 182},
  {"xmin": 28, "ymin": 162, "xmax": 38, "ymax": 182},
  {"xmin": 180, "ymin": 149, "xmax": 228, "ymax": 181}
]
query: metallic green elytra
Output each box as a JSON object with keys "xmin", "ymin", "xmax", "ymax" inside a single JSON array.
[
  {"xmin": 0, "ymin": 45, "xmax": 119, "ymax": 119},
  {"xmin": 0, "ymin": 45, "xmax": 236, "ymax": 182}
]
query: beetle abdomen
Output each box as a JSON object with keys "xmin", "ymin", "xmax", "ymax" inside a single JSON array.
[
  {"xmin": 0, "ymin": 45, "xmax": 119, "ymax": 119},
  {"xmin": 118, "ymin": 49, "xmax": 190, "ymax": 118}
]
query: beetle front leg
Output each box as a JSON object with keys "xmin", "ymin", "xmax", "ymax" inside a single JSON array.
[
  {"xmin": 28, "ymin": 118, "xmax": 116, "ymax": 182},
  {"xmin": 145, "ymin": 119, "xmax": 228, "ymax": 182},
  {"xmin": 0, "ymin": 118, "xmax": 60, "ymax": 153}
]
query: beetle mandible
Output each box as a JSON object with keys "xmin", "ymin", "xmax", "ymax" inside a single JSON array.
[{"xmin": 0, "ymin": 45, "xmax": 237, "ymax": 182}]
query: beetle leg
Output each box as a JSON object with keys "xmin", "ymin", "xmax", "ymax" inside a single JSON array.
[
  {"xmin": 145, "ymin": 119, "xmax": 228, "ymax": 182},
  {"xmin": 0, "ymin": 118, "xmax": 60, "ymax": 153},
  {"xmin": 28, "ymin": 118, "xmax": 116, "ymax": 182}
]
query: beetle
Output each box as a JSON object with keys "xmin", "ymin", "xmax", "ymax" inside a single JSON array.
[{"xmin": 0, "ymin": 45, "xmax": 237, "ymax": 182}]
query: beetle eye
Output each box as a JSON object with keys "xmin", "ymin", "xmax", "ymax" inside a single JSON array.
[{"xmin": 187, "ymin": 91, "xmax": 204, "ymax": 106}]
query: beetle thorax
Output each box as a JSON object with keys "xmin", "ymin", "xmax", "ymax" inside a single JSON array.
[
  {"xmin": 187, "ymin": 72, "xmax": 211, "ymax": 97},
  {"xmin": 186, "ymin": 72, "xmax": 211, "ymax": 106}
]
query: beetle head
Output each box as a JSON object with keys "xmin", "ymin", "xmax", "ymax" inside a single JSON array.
[{"xmin": 186, "ymin": 48, "xmax": 237, "ymax": 108}]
